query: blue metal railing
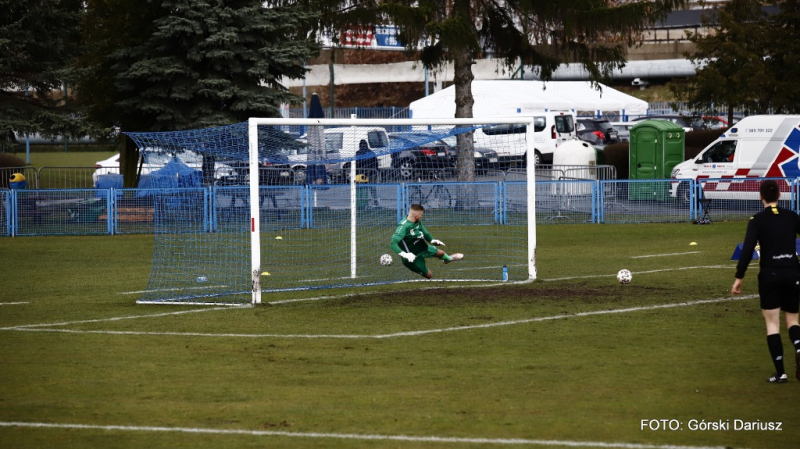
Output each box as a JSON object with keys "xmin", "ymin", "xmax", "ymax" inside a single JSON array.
[{"xmin": 4, "ymin": 177, "xmax": 796, "ymax": 237}]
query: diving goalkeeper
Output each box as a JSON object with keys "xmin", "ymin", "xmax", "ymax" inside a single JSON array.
[{"xmin": 390, "ymin": 204, "xmax": 463, "ymax": 279}]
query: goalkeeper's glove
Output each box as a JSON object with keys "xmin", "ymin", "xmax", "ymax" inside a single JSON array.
[
  {"xmin": 399, "ymin": 251, "xmax": 416, "ymax": 263},
  {"xmin": 430, "ymin": 239, "xmax": 445, "ymax": 246}
]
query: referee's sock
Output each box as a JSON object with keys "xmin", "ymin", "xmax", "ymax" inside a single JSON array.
[
  {"xmin": 789, "ymin": 325, "xmax": 800, "ymax": 354},
  {"xmin": 766, "ymin": 333, "xmax": 785, "ymax": 376},
  {"xmin": 790, "ymin": 325, "xmax": 800, "ymax": 380}
]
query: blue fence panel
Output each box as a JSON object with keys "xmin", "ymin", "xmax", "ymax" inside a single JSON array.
[
  {"xmin": 1, "ymin": 190, "xmax": 9, "ymax": 237},
  {"xmin": 113, "ymin": 189, "xmax": 158, "ymax": 235},
  {"xmin": 509, "ymin": 180, "xmax": 596, "ymax": 225},
  {"xmin": 14, "ymin": 189, "xmax": 112, "ymax": 236},
  {"xmin": 16, "ymin": 177, "xmax": 800, "ymax": 237},
  {"xmin": 597, "ymin": 180, "xmax": 692, "ymax": 224},
  {"xmin": 696, "ymin": 177, "xmax": 794, "ymax": 222}
]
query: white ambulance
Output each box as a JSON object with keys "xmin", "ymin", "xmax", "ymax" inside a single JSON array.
[{"xmin": 669, "ymin": 115, "xmax": 800, "ymax": 201}]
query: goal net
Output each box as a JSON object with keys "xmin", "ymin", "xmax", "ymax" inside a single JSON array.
[{"xmin": 125, "ymin": 117, "xmax": 536, "ymax": 305}]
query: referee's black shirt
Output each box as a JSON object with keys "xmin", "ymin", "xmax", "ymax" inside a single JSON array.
[{"xmin": 736, "ymin": 205, "xmax": 800, "ymax": 279}]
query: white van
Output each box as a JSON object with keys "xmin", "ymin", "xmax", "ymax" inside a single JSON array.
[
  {"xmin": 472, "ymin": 111, "xmax": 577, "ymax": 165},
  {"xmin": 670, "ymin": 115, "xmax": 800, "ymax": 200},
  {"xmin": 302, "ymin": 127, "xmax": 390, "ymax": 181}
]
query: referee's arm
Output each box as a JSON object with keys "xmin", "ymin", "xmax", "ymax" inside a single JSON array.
[
  {"xmin": 732, "ymin": 218, "xmax": 759, "ymax": 295},
  {"xmin": 736, "ymin": 218, "xmax": 759, "ymax": 280}
]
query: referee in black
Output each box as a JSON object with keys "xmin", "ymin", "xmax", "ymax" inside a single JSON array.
[{"xmin": 731, "ymin": 180, "xmax": 800, "ymax": 383}]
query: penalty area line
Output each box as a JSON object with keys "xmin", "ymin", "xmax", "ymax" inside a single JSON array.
[
  {"xmin": 0, "ymin": 306, "xmax": 234, "ymax": 330},
  {"xmin": 0, "ymin": 302, "xmax": 29, "ymax": 306},
  {"xmin": 631, "ymin": 251, "xmax": 701, "ymax": 259},
  {"xmin": 0, "ymin": 421, "xmax": 735, "ymax": 449},
  {"xmin": 3, "ymin": 295, "xmax": 756, "ymax": 340},
  {"xmin": 542, "ymin": 265, "xmax": 731, "ymax": 282}
]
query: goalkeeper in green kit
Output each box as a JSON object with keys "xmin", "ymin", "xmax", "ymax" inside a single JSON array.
[{"xmin": 390, "ymin": 204, "xmax": 464, "ymax": 279}]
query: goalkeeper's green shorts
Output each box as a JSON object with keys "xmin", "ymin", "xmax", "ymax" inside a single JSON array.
[{"xmin": 401, "ymin": 242, "xmax": 438, "ymax": 276}]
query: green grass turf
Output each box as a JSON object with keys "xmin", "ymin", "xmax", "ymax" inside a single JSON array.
[
  {"xmin": 21, "ymin": 151, "xmax": 117, "ymax": 169},
  {"xmin": 1, "ymin": 222, "xmax": 799, "ymax": 448}
]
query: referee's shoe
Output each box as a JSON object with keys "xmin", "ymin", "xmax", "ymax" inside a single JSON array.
[{"xmin": 768, "ymin": 373, "xmax": 788, "ymax": 384}]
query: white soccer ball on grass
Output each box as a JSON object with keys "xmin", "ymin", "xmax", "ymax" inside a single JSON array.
[
  {"xmin": 380, "ymin": 254, "xmax": 393, "ymax": 266},
  {"xmin": 616, "ymin": 269, "xmax": 632, "ymax": 284}
]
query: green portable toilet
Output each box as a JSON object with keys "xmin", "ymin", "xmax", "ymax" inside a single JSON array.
[{"xmin": 628, "ymin": 120, "xmax": 685, "ymax": 200}]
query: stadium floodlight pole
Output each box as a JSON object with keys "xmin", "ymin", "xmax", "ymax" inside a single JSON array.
[
  {"xmin": 248, "ymin": 119, "xmax": 262, "ymax": 304},
  {"xmin": 526, "ymin": 119, "xmax": 537, "ymax": 281}
]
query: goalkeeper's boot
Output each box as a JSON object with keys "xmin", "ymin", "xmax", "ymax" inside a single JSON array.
[
  {"xmin": 767, "ymin": 373, "xmax": 788, "ymax": 384},
  {"xmin": 444, "ymin": 253, "xmax": 464, "ymax": 264}
]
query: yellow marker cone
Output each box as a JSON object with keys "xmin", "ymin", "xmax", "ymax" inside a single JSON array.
[
  {"xmin": 261, "ymin": 272, "xmax": 270, "ymax": 276},
  {"xmin": 275, "ymin": 236, "xmax": 283, "ymax": 240},
  {"xmin": 689, "ymin": 242, "xmax": 698, "ymax": 246}
]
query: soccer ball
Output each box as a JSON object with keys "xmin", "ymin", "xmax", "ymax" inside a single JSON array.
[
  {"xmin": 616, "ymin": 269, "xmax": 632, "ymax": 284},
  {"xmin": 380, "ymin": 254, "xmax": 393, "ymax": 266}
]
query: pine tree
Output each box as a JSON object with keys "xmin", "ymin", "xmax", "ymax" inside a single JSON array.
[
  {"xmin": 0, "ymin": 0, "xmax": 90, "ymax": 151},
  {"xmin": 78, "ymin": 0, "xmax": 319, "ymax": 185}
]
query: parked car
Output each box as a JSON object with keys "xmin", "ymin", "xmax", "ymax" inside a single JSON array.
[
  {"xmin": 631, "ymin": 114, "xmax": 733, "ymax": 132},
  {"xmin": 323, "ymin": 126, "xmax": 391, "ymax": 182},
  {"xmin": 218, "ymin": 150, "xmax": 293, "ymax": 186},
  {"xmin": 610, "ymin": 121, "xmax": 636, "ymax": 142},
  {"xmin": 472, "ymin": 111, "xmax": 577, "ymax": 165},
  {"xmin": 92, "ymin": 150, "xmax": 237, "ymax": 187},
  {"xmin": 441, "ymin": 136, "xmax": 499, "ymax": 173},
  {"xmin": 387, "ymin": 132, "xmax": 455, "ymax": 179},
  {"xmin": 576, "ymin": 118, "xmax": 620, "ymax": 145}
]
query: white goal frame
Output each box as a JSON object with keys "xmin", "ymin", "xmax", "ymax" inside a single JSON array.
[{"xmin": 248, "ymin": 117, "xmax": 537, "ymax": 304}]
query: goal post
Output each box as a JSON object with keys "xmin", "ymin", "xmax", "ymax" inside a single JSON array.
[{"xmin": 125, "ymin": 116, "xmax": 537, "ymax": 306}]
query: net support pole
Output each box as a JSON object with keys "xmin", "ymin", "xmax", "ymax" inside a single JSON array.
[
  {"xmin": 526, "ymin": 118, "xmax": 537, "ymax": 280},
  {"xmin": 249, "ymin": 119, "xmax": 262, "ymax": 304},
  {"xmin": 350, "ymin": 115, "xmax": 358, "ymax": 279}
]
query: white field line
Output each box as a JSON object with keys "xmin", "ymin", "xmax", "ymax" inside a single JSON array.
[
  {"xmin": 0, "ymin": 307, "xmax": 233, "ymax": 330},
  {"xmin": 0, "ymin": 302, "xmax": 29, "ymax": 306},
  {"xmin": 631, "ymin": 251, "xmax": 701, "ymax": 259},
  {"xmin": 3, "ymin": 295, "xmax": 756, "ymax": 340},
  {"xmin": 543, "ymin": 265, "xmax": 732, "ymax": 282},
  {"xmin": 120, "ymin": 285, "xmax": 229, "ymax": 295},
  {"xmin": 0, "ymin": 421, "xmax": 735, "ymax": 449}
]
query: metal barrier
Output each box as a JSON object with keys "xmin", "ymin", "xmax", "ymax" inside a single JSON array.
[
  {"xmin": 0, "ymin": 167, "xmax": 38, "ymax": 188},
  {"xmin": 4, "ymin": 176, "xmax": 798, "ymax": 237},
  {"xmin": 37, "ymin": 166, "xmax": 98, "ymax": 189}
]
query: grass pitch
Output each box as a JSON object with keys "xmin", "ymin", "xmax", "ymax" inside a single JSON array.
[{"xmin": 1, "ymin": 221, "xmax": 799, "ymax": 449}]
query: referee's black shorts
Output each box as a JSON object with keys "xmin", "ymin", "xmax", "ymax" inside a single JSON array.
[{"xmin": 758, "ymin": 267, "xmax": 800, "ymax": 312}]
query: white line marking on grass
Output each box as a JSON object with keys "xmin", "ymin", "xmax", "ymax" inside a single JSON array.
[
  {"xmin": 120, "ymin": 285, "xmax": 229, "ymax": 295},
  {"xmin": 0, "ymin": 421, "xmax": 736, "ymax": 449},
  {"xmin": 0, "ymin": 307, "xmax": 233, "ymax": 330},
  {"xmin": 5, "ymin": 295, "xmax": 756, "ymax": 340},
  {"xmin": 631, "ymin": 251, "xmax": 701, "ymax": 259},
  {"xmin": 0, "ymin": 302, "xmax": 29, "ymax": 306},
  {"xmin": 543, "ymin": 265, "xmax": 731, "ymax": 282}
]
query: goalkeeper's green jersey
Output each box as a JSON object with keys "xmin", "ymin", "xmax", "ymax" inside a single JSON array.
[{"xmin": 390, "ymin": 218, "xmax": 433, "ymax": 255}]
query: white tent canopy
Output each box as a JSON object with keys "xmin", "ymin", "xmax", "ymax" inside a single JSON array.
[{"xmin": 409, "ymin": 80, "xmax": 648, "ymax": 120}]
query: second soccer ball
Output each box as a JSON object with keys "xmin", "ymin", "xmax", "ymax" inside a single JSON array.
[
  {"xmin": 380, "ymin": 254, "xmax": 393, "ymax": 266},
  {"xmin": 616, "ymin": 269, "xmax": 632, "ymax": 284}
]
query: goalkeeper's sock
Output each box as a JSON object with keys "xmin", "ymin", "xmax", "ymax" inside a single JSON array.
[
  {"xmin": 766, "ymin": 333, "xmax": 785, "ymax": 376},
  {"xmin": 441, "ymin": 253, "xmax": 452, "ymax": 262}
]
